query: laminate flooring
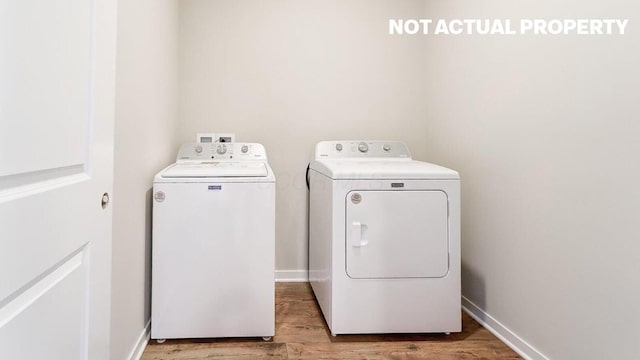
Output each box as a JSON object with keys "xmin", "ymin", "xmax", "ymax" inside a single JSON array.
[{"xmin": 142, "ymin": 282, "xmax": 521, "ymax": 359}]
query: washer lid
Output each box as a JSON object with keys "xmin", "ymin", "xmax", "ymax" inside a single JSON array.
[
  {"xmin": 310, "ymin": 159, "xmax": 459, "ymax": 180},
  {"xmin": 161, "ymin": 162, "xmax": 268, "ymax": 178}
]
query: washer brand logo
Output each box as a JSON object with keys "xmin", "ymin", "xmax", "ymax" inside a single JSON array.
[
  {"xmin": 391, "ymin": 183, "xmax": 405, "ymax": 188},
  {"xmin": 154, "ymin": 191, "xmax": 166, "ymax": 202},
  {"xmin": 208, "ymin": 185, "xmax": 222, "ymax": 190}
]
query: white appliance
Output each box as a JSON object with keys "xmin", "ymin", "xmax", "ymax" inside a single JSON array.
[
  {"xmin": 308, "ymin": 141, "xmax": 461, "ymax": 335},
  {"xmin": 152, "ymin": 142, "xmax": 275, "ymax": 341},
  {"xmin": 196, "ymin": 133, "xmax": 236, "ymax": 143}
]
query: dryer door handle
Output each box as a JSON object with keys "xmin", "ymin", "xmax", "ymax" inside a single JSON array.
[{"xmin": 351, "ymin": 222, "xmax": 369, "ymax": 248}]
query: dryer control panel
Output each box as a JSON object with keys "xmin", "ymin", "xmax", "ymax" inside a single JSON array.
[
  {"xmin": 315, "ymin": 141, "xmax": 411, "ymax": 160},
  {"xmin": 176, "ymin": 143, "xmax": 268, "ymax": 162}
]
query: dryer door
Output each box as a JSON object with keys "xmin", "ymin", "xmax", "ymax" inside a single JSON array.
[{"xmin": 345, "ymin": 190, "xmax": 449, "ymax": 279}]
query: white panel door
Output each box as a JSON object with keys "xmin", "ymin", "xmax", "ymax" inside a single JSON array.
[
  {"xmin": 345, "ymin": 190, "xmax": 449, "ymax": 279},
  {"xmin": 0, "ymin": 0, "xmax": 116, "ymax": 359}
]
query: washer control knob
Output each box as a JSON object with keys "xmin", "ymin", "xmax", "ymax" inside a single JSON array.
[
  {"xmin": 216, "ymin": 144, "xmax": 227, "ymax": 155},
  {"xmin": 195, "ymin": 145, "xmax": 203, "ymax": 153},
  {"xmin": 241, "ymin": 145, "xmax": 249, "ymax": 154},
  {"xmin": 358, "ymin": 142, "xmax": 368, "ymax": 153},
  {"xmin": 383, "ymin": 144, "xmax": 391, "ymax": 152},
  {"xmin": 335, "ymin": 143, "xmax": 343, "ymax": 151}
]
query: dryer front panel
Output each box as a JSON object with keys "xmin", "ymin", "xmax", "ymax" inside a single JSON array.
[{"xmin": 345, "ymin": 190, "xmax": 449, "ymax": 279}]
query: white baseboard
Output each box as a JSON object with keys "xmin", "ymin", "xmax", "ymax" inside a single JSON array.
[
  {"xmin": 127, "ymin": 320, "xmax": 150, "ymax": 360},
  {"xmin": 462, "ymin": 296, "xmax": 548, "ymax": 360},
  {"xmin": 275, "ymin": 269, "xmax": 308, "ymax": 282}
]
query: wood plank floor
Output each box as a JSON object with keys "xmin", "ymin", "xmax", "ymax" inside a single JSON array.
[{"xmin": 142, "ymin": 282, "xmax": 521, "ymax": 359}]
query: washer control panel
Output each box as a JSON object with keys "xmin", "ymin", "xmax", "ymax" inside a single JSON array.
[
  {"xmin": 315, "ymin": 141, "xmax": 411, "ymax": 159},
  {"xmin": 176, "ymin": 143, "xmax": 268, "ymax": 161}
]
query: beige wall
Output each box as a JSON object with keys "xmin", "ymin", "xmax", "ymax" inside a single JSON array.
[
  {"xmin": 422, "ymin": 1, "xmax": 640, "ymax": 359},
  {"xmin": 111, "ymin": 0, "xmax": 179, "ymax": 359},
  {"xmin": 178, "ymin": 0, "xmax": 430, "ymax": 271}
]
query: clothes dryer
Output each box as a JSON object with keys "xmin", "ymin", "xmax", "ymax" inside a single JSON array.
[{"xmin": 308, "ymin": 141, "xmax": 460, "ymax": 335}]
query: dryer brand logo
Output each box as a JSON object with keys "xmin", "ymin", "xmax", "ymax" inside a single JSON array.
[{"xmin": 208, "ymin": 185, "xmax": 222, "ymax": 191}]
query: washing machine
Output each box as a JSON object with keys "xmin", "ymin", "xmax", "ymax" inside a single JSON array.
[
  {"xmin": 308, "ymin": 140, "xmax": 460, "ymax": 335},
  {"xmin": 151, "ymin": 142, "xmax": 275, "ymax": 340}
]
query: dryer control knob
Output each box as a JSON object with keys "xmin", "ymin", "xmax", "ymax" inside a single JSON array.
[
  {"xmin": 195, "ymin": 145, "xmax": 203, "ymax": 153},
  {"xmin": 335, "ymin": 143, "xmax": 343, "ymax": 151},
  {"xmin": 383, "ymin": 144, "xmax": 391, "ymax": 152},
  {"xmin": 358, "ymin": 142, "xmax": 368, "ymax": 153},
  {"xmin": 216, "ymin": 144, "xmax": 227, "ymax": 155},
  {"xmin": 241, "ymin": 145, "xmax": 249, "ymax": 153}
]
